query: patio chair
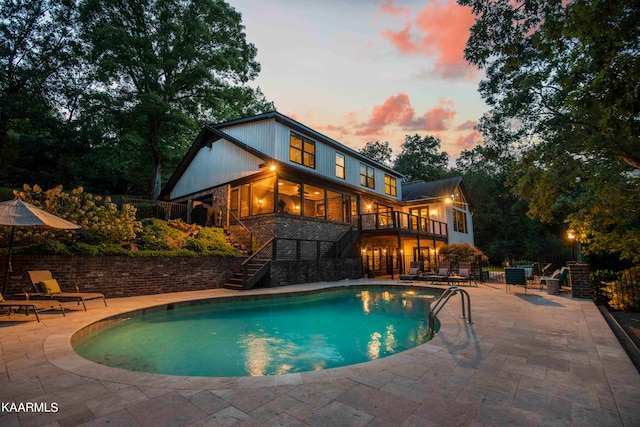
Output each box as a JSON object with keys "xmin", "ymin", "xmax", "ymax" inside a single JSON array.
[
  {"xmin": 28, "ymin": 270, "xmax": 107, "ymax": 311},
  {"xmin": 423, "ymin": 262, "xmax": 450, "ymax": 283},
  {"xmin": 0, "ymin": 292, "xmax": 65, "ymax": 322},
  {"xmin": 449, "ymin": 265, "xmax": 474, "ymax": 286},
  {"xmin": 399, "ymin": 262, "xmax": 423, "ymax": 282},
  {"xmin": 540, "ymin": 267, "xmax": 569, "ymax": 288},
  {"xmin": 504, "ymin": 267, "xmax": 528, "ymax": 293}
]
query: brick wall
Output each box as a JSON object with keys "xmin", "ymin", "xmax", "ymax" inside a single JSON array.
[
  {"xmin": 568, "ymin": 262, "xmax": 590, "ymax": 299},
  {"xmin": 1, "ymin": 254, "xmax": 245, "ymax": 298},
  {"xmin": 269, "ymin": 258, "xmax": 362, "ymax": 287}
]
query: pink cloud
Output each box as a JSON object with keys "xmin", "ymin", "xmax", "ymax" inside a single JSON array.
[
  {"xmin": 380, "ymin": 0, "xmax": 476, "ymax": 79},
  {"xmin": 379, "ymin": 0, "xmax": 407, "ymax": 16},
  {"xmin": 455, "ymin": 120, "xmax": 477, "ymax": 131},
  {"xmin": 456, "ymin": 130, "xmax": 482, "ymax": 149},
  {"xmin": 355, "ymin": 93, "xmax": 456, "ymax": 136}
]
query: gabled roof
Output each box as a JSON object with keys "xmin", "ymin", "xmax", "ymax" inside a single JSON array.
[
  {"xmin": 159, "ymin": 111, "xmax": 404, "ymax": 199},
  {"xmin": 212, "ymin": 111, "xmax": 403, "ymax": 177},
  {"xmin": 159, "ymin": 125, "xmax": 274, "ymax": 199},
  {"xmin": 401, "ymin": 176, "xmax": 473, "ymax": 210}
]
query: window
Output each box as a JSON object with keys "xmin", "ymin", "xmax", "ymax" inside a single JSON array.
[
  {"xmin": 384, "ymin": 174, "xmax": 397, "ymax": 196},
  {"xmin": 360, "ymin": 164, "xmax": 375, "ymax": 189},
  {"xmin": 290, "ymin": 133, "xmax": 315, "ymax": 168},
  {"xmin": 376, "ymin": 204, "xmax": 393, "ymax": 227},
  {"xmin": 336, "ymin": 153, "xmax": 345, "ymax": 179},
  {"xmin": 453, "ymin": 208, "xmax": 468, "ymax": 233}
]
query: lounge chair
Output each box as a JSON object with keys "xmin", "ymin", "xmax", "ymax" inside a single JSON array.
[
  {"xmin": 505, "ymin": 267, "xmax": 527, "ymax": 293},
  {"xmin": 449, "ymin": 265, "xmax": 474, "ymax": 286},
  {"xmin": 399, "ymin": 262, "xmax": 423, "ymax": 282},
  {"xmin": 423, "ymin": 262, "xmax": 450, "ymax": 283},
  {"xmin": 28, "ymin": 270, "xmax": 107, "ymax": 311},
  {"xmin": 0, "ymin": 292, "xmax": 65, "ymax": 322}
]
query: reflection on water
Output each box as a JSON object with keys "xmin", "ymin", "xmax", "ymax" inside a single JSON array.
[{"xmin": 74, "ymin": 287, "xmax": 439, "ymax": 377}]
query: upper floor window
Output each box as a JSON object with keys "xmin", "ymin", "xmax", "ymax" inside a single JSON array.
[
  {"xmin": 336, "ymin": 153, "xmax": 345, "ymax": 179},
  {"xmin": 290, "ymin": 133, "xmax": 315, "ymax": 168},
  {"xmin": 453, "ymin": 208, "xmax": 468, "ymax": 233},
  {"xmin": 384, "ymin": 174, "xmax": 397, "ymax": 196},
  {"xmin": 360, "ymin": 164, "xmax": 375, "ymax": 189}
]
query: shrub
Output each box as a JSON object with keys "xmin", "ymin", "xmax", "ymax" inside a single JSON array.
[
  {"xmin": 135, "ymin": 218, "xmax": 185, "ymax": 251},
  {"xmin": 185, "ymin": 227, "xmax": 241, "ymax": 256}
]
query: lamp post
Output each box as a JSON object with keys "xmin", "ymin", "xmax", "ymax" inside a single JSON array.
[{"xmin": 568, "ymin": 231, "xmax": 576, "ymax": 261}]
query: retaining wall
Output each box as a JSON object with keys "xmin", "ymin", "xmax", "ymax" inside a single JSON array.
[{"xmin": 1, "ymin": 254, "xmax": 245, "ymax": 298}]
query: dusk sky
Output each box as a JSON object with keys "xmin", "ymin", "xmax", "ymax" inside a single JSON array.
[{"xmin": 228, "ymin": 0, "xmax": 487, "ymax": 162}]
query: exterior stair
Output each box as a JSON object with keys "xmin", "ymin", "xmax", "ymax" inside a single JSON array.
[{"xmin": 223, "ymin": 239, "xmax": 274, "ymax": 290}]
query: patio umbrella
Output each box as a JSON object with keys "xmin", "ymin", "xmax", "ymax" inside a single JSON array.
[{"xmin": 0, "ymin": 199, "xmax": 81, "ymax": 296}]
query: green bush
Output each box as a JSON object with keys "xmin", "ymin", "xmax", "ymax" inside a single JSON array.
[
  {"xmin": 185, "ymin": 227, "xmax": 241, "ymax": 256},
  {"xmin": 135, "ymin": 218, "xmax": 185, "ymax": 251},
  {"xmin": 2, "ymin": 184, "xmax": 242, "ymax": 258},
  {"xmin": 11, "ymin": 239, "xmax": 70, "ymax": 255}
]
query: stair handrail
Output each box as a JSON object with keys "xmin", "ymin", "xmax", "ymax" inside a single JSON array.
[
  {"xmin": 228, "ymin": 210, "xmax": 254, "ymax": 255},
  {"xmin": 241, "ymin": 238, "xmax": 274, "ymax": 289},
  {"xmin": 335, "ymin": 226, "xmax": 360, "ymax": 258},
  {"xmin": 242, "ymin": 238, "xmax": 274, "ymax": 267}
]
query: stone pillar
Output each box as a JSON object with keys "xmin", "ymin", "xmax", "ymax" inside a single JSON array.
[{"xmin": 568, "ymin": 262, "xmax": 590, "ymax": 299}]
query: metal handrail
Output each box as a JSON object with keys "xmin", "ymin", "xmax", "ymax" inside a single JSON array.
[{"xmin": 428, "ymin": 286, "xmax": 472, "ymax": 336}]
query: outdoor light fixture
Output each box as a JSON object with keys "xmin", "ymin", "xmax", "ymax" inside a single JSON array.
[
  {"xmin": 445, "ymin": 198, "xmax": 452, "ymax": 204},
  {"xmin": 366, "ymin": 204, "xmax": 372, "ymax": 212},
  {"xmin": 258, "ymin": 199, "xmax": 264, "ymax": 206},
  {"xmin": 429, "ymin": 209, "xmax": 437, "ymax": 216},
  {"xmin": 295, "ymin": 205, "xmax": 300, "ymax": 210},
  {"xmin": 270, "ymin": 165, "xmax": 276, "ymax": 171}
]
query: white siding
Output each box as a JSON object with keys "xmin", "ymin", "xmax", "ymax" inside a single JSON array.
[
  {"xmin": 170, "ymin": 139, "xmax": 263, "ymax": 199},
  {"xmin": 221, "ymin": 120, "xmax": 277, "ymax": 157},
  {"xmin": 219, "ymin": 119, "xmax": 403, "ymax": 200}
]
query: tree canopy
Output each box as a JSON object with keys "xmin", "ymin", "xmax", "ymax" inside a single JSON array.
[
  {"xmin": 78, "ymin": 0, "xmax": 274, "ymax": 198},
  {"xmin": 359, "ymin": 141, "xmax": 392, "ymax": 166},
  {"xmin": 0, "ymin": 0, "xmax": 274, "ymax": 198},
  {"xmin": 459, "ymin": 0, "xmax": 640, "ymax": 262},
  {"xmin": 392, "ymin": 134, "xmax": 449, "ymax": 182}
]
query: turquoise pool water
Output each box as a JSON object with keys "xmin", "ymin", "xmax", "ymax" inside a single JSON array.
[{"xmin": 73, "ymin": 286, "xmax": 440, "ymax": 377}]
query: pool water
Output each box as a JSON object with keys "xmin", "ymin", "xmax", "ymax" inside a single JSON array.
[{"xmin": 73, "ymin": 287, "xmax": 440, "ymax": 377}]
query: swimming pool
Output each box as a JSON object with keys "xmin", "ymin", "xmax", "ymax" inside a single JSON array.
[{"xmin": 72, "ymin": 286, "xmax": 441, "ymax": 377}]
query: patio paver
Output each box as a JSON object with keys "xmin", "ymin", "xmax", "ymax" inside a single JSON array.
[{"xmin": 1, "ymin": 279, "xmax": 639, "ymax": 426}]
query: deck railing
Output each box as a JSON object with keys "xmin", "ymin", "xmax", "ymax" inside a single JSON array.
[{"xmin": 359, "ymin": 212, "xmax": 447, "ymax": 238}]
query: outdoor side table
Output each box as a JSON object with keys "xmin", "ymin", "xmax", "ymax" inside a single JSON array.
[{"xmin": 546, "ymin": 279, "xmax": 560, "ymax": 295}]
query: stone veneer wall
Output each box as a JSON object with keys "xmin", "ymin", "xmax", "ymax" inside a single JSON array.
[
  {"xmin": 567, "ymin": 262, "xmax": 591, "ymax": 299},
  {"xmin": 2, "ymin": 254, "xmax": 245, "ymax": 298},
  {"xmin": 273, "ymin": 215, "xmax": 352, "ymax": 241},
  {"xmin": 269, "ymin": 258, "xmax": 362, "ymax": 287}
]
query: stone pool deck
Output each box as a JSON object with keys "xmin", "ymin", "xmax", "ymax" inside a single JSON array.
[{"xmin": 1, "ymin": 279, "xmax": 639, "ymax": 426}]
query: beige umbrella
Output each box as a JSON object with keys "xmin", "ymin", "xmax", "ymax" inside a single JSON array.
[{"xmin": 0, "ymin": 199, "xmax": 81, "ymax": 295}]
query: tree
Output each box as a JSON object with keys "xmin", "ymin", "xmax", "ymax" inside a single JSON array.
[
  {"xmin": 78, "ymin": 0, "xmax": 274, "ymax": 199},
  {"xmin": 359, "ymin": 141, "xmax": 392, "ymax": 166},
  {"xmin": 459, "ymin": 0, "xmax": 640, "ymax": 262},
  {"xmin": 0, "ymin": 0, "xmax": 82, "ymax": 187},
  {"xmin": 454, "ymin": 145, "xmax": 569, "ymax": 264},
  {"xmin": 392, "ymin": 134, "xmax": 449, "ymax": 182}
]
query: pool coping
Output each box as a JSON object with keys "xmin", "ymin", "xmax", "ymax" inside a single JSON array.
[{"xmin": 44, "ymin": 280, "xmax": 463, "ymax": 390}]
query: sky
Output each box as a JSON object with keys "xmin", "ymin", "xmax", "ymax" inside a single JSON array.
[{"xmin": 227, "ymin": 0, "xmax": 487, "ymax": 163}]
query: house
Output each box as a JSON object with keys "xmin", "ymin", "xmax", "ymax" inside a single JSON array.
[{"xmin": 159, "ymin": 111, "xmax": 474, "ymax": 288}]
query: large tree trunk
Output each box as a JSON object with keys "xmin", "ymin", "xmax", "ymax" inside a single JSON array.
[{"xmin": 151, "ymin": 151, "xmax": 162, "ymax": 200}]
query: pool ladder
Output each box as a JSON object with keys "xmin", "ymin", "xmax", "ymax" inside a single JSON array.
[{"xmin": 428, "ymin": 286, "xmax": 472, "ymax": 336}]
